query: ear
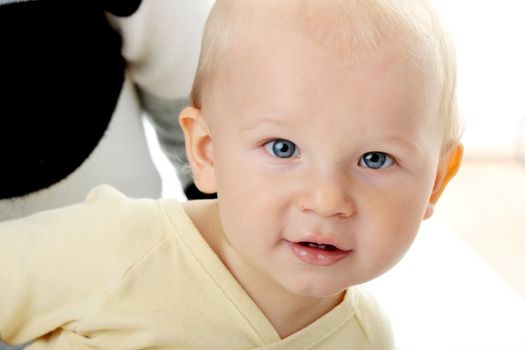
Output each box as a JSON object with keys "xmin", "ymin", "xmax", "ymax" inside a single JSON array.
[
  {"xmin": 179, "ymin": 106, "xmax": 217, "ymax": 195},
  {"xmin": 423, "ymin": 143, "xmax": 463, "ymax": 219}
]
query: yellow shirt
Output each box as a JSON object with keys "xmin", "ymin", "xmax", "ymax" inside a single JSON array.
[{"xmin": 0, "ymin": 185, "xmax": 394, "ymax": 349}]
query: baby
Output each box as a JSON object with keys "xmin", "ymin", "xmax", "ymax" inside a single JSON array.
[{"xmin": 0, "ymin": 0, "xmax": 463, "ymax": 349}]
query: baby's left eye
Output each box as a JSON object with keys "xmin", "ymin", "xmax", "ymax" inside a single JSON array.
[{"xmin": 359, "ymin": 152, "xmax": 394, "ymax": 169}]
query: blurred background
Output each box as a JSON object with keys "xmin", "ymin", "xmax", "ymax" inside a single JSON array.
[
  {"xmin": 431, "ymin": 0, "xmax": 525, "ymax": 301},
  {"xmin": 144, "ymin": 0, "xmax": 525, "ymax": 349}
]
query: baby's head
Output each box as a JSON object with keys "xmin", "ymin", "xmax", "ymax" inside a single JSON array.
[{"xmin": 180, "ymin": 0, "xmax": 463, "ymax": 297}]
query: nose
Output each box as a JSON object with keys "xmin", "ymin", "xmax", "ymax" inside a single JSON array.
[{"xmin": 297, "ymin": 170, "xmax": 354, "ymax": 218}]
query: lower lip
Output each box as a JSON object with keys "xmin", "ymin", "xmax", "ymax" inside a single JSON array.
[{"xmin": 286, "ymin": 242, "xmax": 351, "ymax": 266}]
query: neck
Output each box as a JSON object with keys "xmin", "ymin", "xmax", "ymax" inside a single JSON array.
[
  {"xmin": 222, "ymin": 242, "xmax": 345, "ymax": 338},
  {"xmin": 251, "ymin": 276, "xmax": 345, "ymax": 338}
]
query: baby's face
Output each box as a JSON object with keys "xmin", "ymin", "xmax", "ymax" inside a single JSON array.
[{"xmin": 203, "ymin": 23, "xmax": 444, "ymax": 297}]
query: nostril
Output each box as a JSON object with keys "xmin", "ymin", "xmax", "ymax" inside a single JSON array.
[{"xmin": 297, "ymin": 181, "xmax": 355, "ymax": 218}]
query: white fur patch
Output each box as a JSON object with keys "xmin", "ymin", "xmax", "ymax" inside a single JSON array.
[{"xmin": 0, "ymin": 0, "xmax": 38, "ymax": 5}]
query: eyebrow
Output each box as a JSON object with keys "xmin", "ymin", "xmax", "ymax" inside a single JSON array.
[
  {"xmin": 238, "ymin": 115, "xmax": 295, "ymax": 132},
  {"xmin": 380, "ymin": 135, "xmax": 421, "ymax": 153}
]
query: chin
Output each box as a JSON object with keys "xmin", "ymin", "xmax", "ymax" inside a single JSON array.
[{"xmin": 284, "ymin": 277, "xmax": 348, "ymax": 298}]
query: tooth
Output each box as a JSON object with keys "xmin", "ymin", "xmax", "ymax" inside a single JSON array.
[
  {"xmin": 318, "ymin": 244, "xmax": 326, "ymax": 250},
  {"xmin": 308, "ymin": 243, "xmax": 317, "ymax": 248}
]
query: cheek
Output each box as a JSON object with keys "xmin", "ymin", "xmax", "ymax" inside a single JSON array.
[
  {"xmin": 214, "ymin": 155, "xmax": 289, "ymax": 242},
  {"xmin": 358, "ymin": 212, "xmax": 420, "ymax": 280},
  {"xmin": 214, "ymin": 143, "xmax": 298, "ymax": 209},
  {"xmin": 357, "ymin": 180, "xmax": 433, "ymax": 272}
]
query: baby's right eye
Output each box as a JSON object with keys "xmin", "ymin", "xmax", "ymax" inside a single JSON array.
[{"xmin": 263, "ymin": 139, "xmax": 300, "ymax": 158}]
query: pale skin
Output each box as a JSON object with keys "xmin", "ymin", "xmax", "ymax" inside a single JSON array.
[{"xmin": 180, "ymin": 3, "xmax": 463, "ymax": 339}]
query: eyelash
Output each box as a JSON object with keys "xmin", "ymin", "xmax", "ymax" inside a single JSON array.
[
  {"xmin": 263, "ymin": 139, "xmax": 300, "ymax": 159},
  {"xmin": 358, "ymin": 152, "xmax": 395, "ymax": 170}
]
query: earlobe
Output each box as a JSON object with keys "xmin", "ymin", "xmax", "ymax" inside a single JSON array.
[
  {"xmin": 179, "ymin": 106, "xmax": 217, "ymax": 195},
  {"xmin": 423, "ymin": 143, "xmax": 463, "ymax": 219}
]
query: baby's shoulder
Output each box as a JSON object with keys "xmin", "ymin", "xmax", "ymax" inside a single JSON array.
[
  {"xmin": 81, "ymin": 184, "xmax": 170, "ymax": 243},
  {"xmin": 0, "ymin": 185, "xmax": 168, "ymax": 262}
]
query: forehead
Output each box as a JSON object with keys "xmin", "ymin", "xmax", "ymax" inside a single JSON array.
[{"xmin": 217, "ymin": 24, "xmax": 435, "ymax": 116}]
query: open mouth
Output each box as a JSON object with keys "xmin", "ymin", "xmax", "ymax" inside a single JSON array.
[
  {"xmin": 298, "ymin": 242, "xmax": 339, "ymax": 251},
  {"xmin": 287, "ymin": 240, "xmax": 351, "ymax": 266}
]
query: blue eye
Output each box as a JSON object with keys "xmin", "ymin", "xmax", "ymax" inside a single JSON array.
[
  {"xmin": 359, "ymin": 152, "xmax": 394, "ymax": 169},
  {"xmin": 264, "ymin": 139, "xmax": 299, "ymax": 158}
]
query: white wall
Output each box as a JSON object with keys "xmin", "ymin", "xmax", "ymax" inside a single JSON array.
[{"xmin": 431, "ymin": 0, "xmax": 525, "ymax": 156}]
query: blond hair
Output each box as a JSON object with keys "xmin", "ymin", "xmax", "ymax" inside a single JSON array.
[{"xmin": 191, "ymin": 0, "xmax": 462, "ymax": 152}]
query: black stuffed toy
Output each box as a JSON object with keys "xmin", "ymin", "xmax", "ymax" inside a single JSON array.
[{"xmin": 0, "ymin": 0, "xmax": 214, "ymax": 224}]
